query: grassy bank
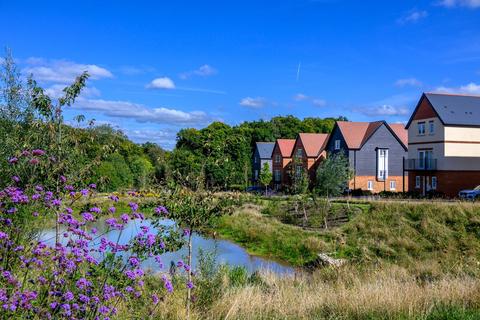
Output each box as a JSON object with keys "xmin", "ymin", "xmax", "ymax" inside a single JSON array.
[
  {"xmin": 130, "ymin": 265, "xmax": 480, "ymax": 320},
  {"xmin": 215, "ymin": 200, "xmax": 480, "ymax": 273}
]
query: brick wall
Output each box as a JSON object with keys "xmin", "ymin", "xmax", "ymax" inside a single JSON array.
[
  {"xmin": 350, "ymin": 175, "xmax": 408, "ymax": 193},
  {"xmin": 408, "ymin": 171, "xmax": 480, "ymax": 197}
]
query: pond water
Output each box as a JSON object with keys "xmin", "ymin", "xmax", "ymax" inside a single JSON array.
[{"xmin": 40, "ymin": 218, "xmax": 294, "ymax": 275}]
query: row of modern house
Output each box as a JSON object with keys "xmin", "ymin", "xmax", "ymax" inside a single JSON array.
[{"xmin": 253, "ymin": 92, "xmax": 480, "ymax": 197}]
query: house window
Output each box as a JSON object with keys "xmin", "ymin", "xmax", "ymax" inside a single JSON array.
[
  {"xmin": 367, "ymin": 181, "xmax": 373, "ymax": 191},
  {"xmin": 295, "ymin": 165, "xmax": 303, "ymax": 179},
  {"xmin": 274, "ymin": 170, "xmax": 281, "ymax": 182},
  {"xmin": 390, "ymin": 181, "xmax": 396, "ymax": 191},
  {"xmin": 377, "ymin": 149, "xmax": 388, "ymax": 180},
  {"xmin": 254, "ymin": 157, "xmax": 258, "ymax": 164},
  {"xmin": 254, "ymin": 170, "xmax": 259, "ymax": 180},
  {"xmin": 429, "ymin": 121, "xmax": 434, "ymax": 134},
  {"xmin": 418, "ymin": 150, "xmax": 433, "ymax": 170},
  {"xmin": 334, "ymin": 140, "xmax": 341, "ymax": 150},
  {"xmin": 432, "ymin": 176, "xmax": 437, "ymax": 190},
  {"xmin": 415, "ymin": 176, "xmax": 421, "ymax": 188},
  {"xmin": 275, "ymin": 154, "xmax": 281, "ymax": 164},
  {"xmin": 418, "ymin": 122, "xmax": 426, "ymax": 135},
  {"xmin": 296, "ymin": 148, "xmax": 303, "ymax": 158}
]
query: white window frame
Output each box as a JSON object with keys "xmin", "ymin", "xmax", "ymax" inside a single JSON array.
[
  {"xmin": 431, "ymin": 176, "xmax": 437, "ymax": 190},
  {"xmin": 367, "ymin": 180, "xmax": 373, "ymax": 191},
  {"xmin": 390, "ymin": 180, "xmax": 396, "ymax": 191},
  {"xmin": 334, "ymin": 140, "xmax": 341, "ymax": 150},
  {"xmin": 418, "ymin": 122, "xmax": 426, "ymax": 135},
  {"xmin": 415, "ymin": 176, "xmax": 421, "ymax": 188},
  {"xmin": 296, "ymin": 148, "xmax": 303, "ymax": 158},
  {"xmin": 429, "ymin": 120, "xmax": 434, "ymax": 134},
  {"xmin": 295, "ymin": 165, "xmax": 303, "ymax": 179},
  {"xmin": 275, "ymin": 154, "xmax": 281, "ymax": 164},
  {"xmin": 377, "ymin": 149, "xmax": 389, "ymax": 180}
]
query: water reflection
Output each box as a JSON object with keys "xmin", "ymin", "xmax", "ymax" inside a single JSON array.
[{"xmin": 40, "ymin": 218, "xmax": 294, "ymax": 275}]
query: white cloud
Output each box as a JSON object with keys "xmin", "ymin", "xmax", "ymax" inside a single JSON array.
[
  {"xmin": 123, "ymin": 128, "xmax": 178, "ymax": 149},
  {"xmin": 358, "ymin": 105, "xmax": 410, "ymax": 117},
  {"xmin": 293, "ymin": 93, "xmax": 308, "ymax": 101},
  {"xmin": 438, "ymin": 0, "xmax": 480, "ymax": 8},
  {"xmin": 239, "ymin": 97, "xmax": 266, "ymax": 108},
  {"xmin": 398, "ymin": 10, "xmax": 428, "ymax": 24},
  {"xmin": 435, "ymin": 82, "xmax": 480, "ymax": 94},
  {"xmin": 147, "ymin": 77, "xmax": 176, "ymax": 89},
  {"xmin": 45, "ymin": 84, "xmax": 101, "ymax": 99},
  {"xmin": 179, "ymin": 64, "xmax": 217, "ymax": 79},
  {"xmin": 74, "ymin": 98, "xmax": 210, "ymax": 126},
  {"xmin": 395, "ymin": 78, "xmax": 423, "ymax": 87},
  {"xmin": 23, "ymin": 59, "xmax": 113, "ymax": 83},
  {"xmin": 312, "ymin": 99, "xmax": 327, "ymax": 107}
]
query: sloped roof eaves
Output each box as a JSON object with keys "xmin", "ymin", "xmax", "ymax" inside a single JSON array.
[
  {"xmin": 425, "ymin": 93, "xmax": 480, "ymax": 127},
  {"xmin": 298, "ymin": 133, "xmax": 330, "ymax": 157},
  {"xmin": 255, "ymin": 142, "xmax": 275, "ymax": 159},
  {"xmin": 276, "ymin": 139, "xmax": 296, "ymax": 157}
]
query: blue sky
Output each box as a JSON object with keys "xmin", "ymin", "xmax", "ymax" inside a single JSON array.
[{"xmin": 1, "ymin": 0, "xmax": 479, "ymax": 149}]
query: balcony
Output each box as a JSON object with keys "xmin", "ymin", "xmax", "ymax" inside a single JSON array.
[{"xmin": 404, "ymin": 158, "xmax": 437, "ymax": 171}]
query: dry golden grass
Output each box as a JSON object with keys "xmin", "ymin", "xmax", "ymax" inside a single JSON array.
[{"xmin": 205, "ymin": 266, "xmax": 480, "ymax": 320}]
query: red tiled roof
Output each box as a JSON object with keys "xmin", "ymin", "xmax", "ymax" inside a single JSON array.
[
  {"xmin": 337, "ymin": 121, "xmax": 407, "ymax": 149},
  {"xmin": 336, "ymin": 121, "xmax": 378, "ymax": 149},
  {"xmin": 298, "ymin": 133, "xmax": 330, "ymax": 157},
  {"xmin": 276, "ymin": 139, "xmax": 296, "ymax": 157},
  {"xmin": 389, "ymin": 123, "xmax": 408, "ymax": 147}
]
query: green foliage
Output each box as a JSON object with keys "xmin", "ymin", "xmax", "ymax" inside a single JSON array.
[
  {"xmin": 315, "ymin": 152, "xmax": 352, "ymax": 196},
  {"xmin": 93, "ymin": 153, "xmax": 134, "ymax": 191},
  {"xmin": 259, "ymin": 162, "xmax": 272, "ymax": 191},
  {"xmin": 129, "ymin": 155, "xmax": 154, "ymax": 189},
  {"xmin": 171, "ymin": 116, "xmax": 346, "ymax": 190},
  {"xmin": 288, "ymin": 158, "xmax": 309, "ymax": 195}
]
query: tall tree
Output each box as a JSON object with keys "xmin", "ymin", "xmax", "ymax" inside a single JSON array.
[{"xmin": 259, "ymin": 162, "xmax": 273, "ymax": 195}]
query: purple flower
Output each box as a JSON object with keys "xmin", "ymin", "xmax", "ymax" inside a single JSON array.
[
  {"xmin": 183, "ymin": 229, "xmax": 190, "ymax": 237},
  {"xmin": 52, "ymin": 199, "xmax": 62, "ymax": 207},
  {"xmin": 105, "ymin": 218, "xmax": 117, "ymax": 228},
  {"xmin": 80, "ymin": 189, "xmax": 89, "ymax": 196},
  {"xmin": 60, "ymin": 175, "xmax": 67, "ymax": 183},
  {"xmin": 64, "ymin": 185, "xmax": 74, "ymax": 191},
  {"xmin": 29, "ymin": 158, "xmax": 40, "ymax": 165},
  {"xmin": 151, "ymin": 294, "xmax": 159, "ymax": 305},
  {"xmin": 35, "ymin": 185, "xmax": 43, "ymax": 192},
  {"xmin": 64, "ymin": 291, "xmax": 74, "ymax": 301},
  {"xmin": 177, "ymin": 260, "xmax": 184, "ymax": 268},
  {"xmin": 91, "ymin": 227, "xmax": 97, "ymax": 235},
  {"xmin": 12, "ymin": 176, "xmax": 20, "ymax": 183},
  {"xmin": 8, "ymin": 157, "xmax": 18, "ymax": 164},
  {"xmin": 120, "ymin": 214, "xmax": 129, "ymax": 224},
  {"xmin": 128, "ymin": 202, "xmax": 139, "ymax": 212},
  {"xmin": 108, "ymin": 206, "xmax": 116, "ymax": 214},
  {"xmin": 186, "ymin": 281, "xmax": 194, "ymax": 289},
  {"xmin": 82, "ymin": 212, "xmax": 94, "ymax": 222},
  {"xmin": 50, "ymin": 302, "xmax": 58, "ymax": 310},
  {"xmin": 21, "ymin": 150, "xmax": 30, "ymax": 157},
  {"xmin": 154, "ymin": 206, "xmax": 169, "ymax": 215},
  {"xmin": 128, "ymin": 256, "xmax": 140, "ymax": 267},
  {"xmin": 109, "ymin": 195, "xmax": 119, "ymax": 202},
  {"xmin": 89, "ymin": 183, "xmax": 97, "ymax": 189},
  {"xmin": 90, "ymin": 207, "xmax": 101, "ymax": 214},
  {"xmin": 32, "ymin": 149, "xmax": 46, "ymax": 156},
  {"xmin": 162, "ymin": 275, "xmax": 173, "ymax": 293},
  {"xmin": 0, "ymin": 232, "xmax": 8, "ymax": 240}
]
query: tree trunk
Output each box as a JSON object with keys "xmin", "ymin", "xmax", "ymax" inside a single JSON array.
[{"xmin": 186, "ymin": 230, "xmax": 193, "ymax": 319}]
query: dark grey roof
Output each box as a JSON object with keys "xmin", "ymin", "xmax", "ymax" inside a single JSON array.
[
  {"xmin": 255, "ymin": 142, "xmax": 275, "ymax": 159},
  {"xmin": 425, "ymin": 93, "xmax": 480, "ymax": 126}
]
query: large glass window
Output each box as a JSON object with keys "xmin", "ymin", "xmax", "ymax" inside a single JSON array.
[{"xmin": 377, "ymin": 149, "xmax": 388, "ymax": 180}]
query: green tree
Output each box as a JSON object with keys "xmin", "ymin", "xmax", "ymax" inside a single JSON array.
[
  {"xmin": 93, "ymin": 153, "xmax": 134, "ymax": 191},
  {"xmin": 315, "ymin": 152, "xmax": 352, "ymax": 197},
  {"xmin": 259, "ymin": 162, "xmax": 272, "ymax": 194},
  {"xmin": 130, "ymin": 156, "xmax": 154, "ymax": 189}
]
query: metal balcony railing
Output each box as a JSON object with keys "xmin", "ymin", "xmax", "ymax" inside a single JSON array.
[{"xmin": 404, "ymin": 158, "xmax": 437, "ymax": 171}]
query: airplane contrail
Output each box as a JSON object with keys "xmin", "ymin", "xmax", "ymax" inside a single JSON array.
[{"xmin": 296, "ymin": 62, "xmax": 301, "ymax": 82}]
